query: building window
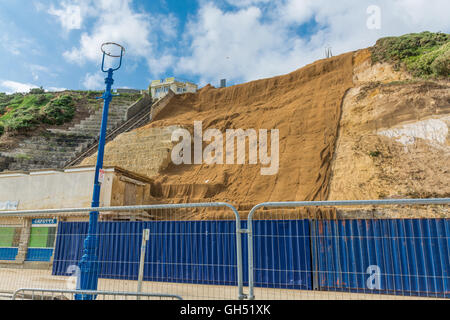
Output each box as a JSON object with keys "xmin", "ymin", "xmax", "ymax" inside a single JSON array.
[
  {"xmin": 0, "ymin": 227, "xmax": 21, "ymax": 248},
  {"xmin": 29, "ymin": 226, "xmax": 57, "ymax": 248}
]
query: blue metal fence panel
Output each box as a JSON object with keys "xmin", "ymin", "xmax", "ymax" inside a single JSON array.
[
  {"xmin": 26, "ymin": 248, "xmax": 54, "ymax": 262},
  {"xmin": 52, "ymin": 220, "xmax": 311, "ymax": 290},
  {"xmin": 141, "ymin": 220, "xmax": 238, "ymax": 285},
  {"xmin": 52, "ymin": 222, "xmax": 88, "ymax": 274},
  {"xmin": 0, "ymin": 247, "xmax": 18, "ymax": 261},
  {"xmin": 51, "ymin": 219, "xmax": 449, "ymax": 298},
  {"xmin": 52, "ymin": 221, "xmax": 239, "ymax": 286},
  {"xmin": 252, "ymin": 220, "xmax": 312, "ymax": 290},
  {"xmin": 315, "ymin": 219, "xmax": 450, "ymax": 298}
]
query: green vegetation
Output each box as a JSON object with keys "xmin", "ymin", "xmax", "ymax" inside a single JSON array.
[
  {"xmin": 0, "ymin": 90, "xmax": 85, "ymax": 134},
  {"xmin": 40, "ymin": 95, "xmax": 75, "ymax": 125},
  {"xmin": 15, "ymin": 153, "xmax": 33, "ymax": 160},
  {"xmin": 0, "ymin": 88, "xmax": 142, "ymax": 137},
  {"xmin": 0, "ymin": 91, "xmax": 76, "ymax": 133},
  {"xmin": 29, "ymin": 87, "xmax": 46, "ymax": 95},
  {"xmin": 0, "ymin": 93, "xmax": 54, "ymax": 131},
  {"xmin": 370, "ymin": 32, "xmax": 450, "ymax": 78},
  {"xmin": 369, "ymin": 150, "xmax": 382, "ymax": 158},
  {"xmin": 405, "ymin": 42, "xmax": 450, "ymax": 78},
  {"xmin": 67, "ymin": 90, "xmax": 141, "ymax": 112},
  {"xmin": 0, "ymin": 93, "xmax": 10, "ymax": 135},
  {"xmin": 0, "ymin": 92, "xmax": 21, "ymax": 115}
]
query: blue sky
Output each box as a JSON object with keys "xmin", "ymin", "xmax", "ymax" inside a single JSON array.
[{"xmin": 0, "ymin": 0, "xmax": 449, "ymax": 94}]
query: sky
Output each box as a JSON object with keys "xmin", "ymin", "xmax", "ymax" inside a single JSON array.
[{"xmin": 0, "ymin": 0, "xmax": 449, "ymax": 94}]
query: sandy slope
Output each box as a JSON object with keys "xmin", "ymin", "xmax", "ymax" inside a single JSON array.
[
  {"xmin": 82, "ymin": 48, "xmax": 449, "ymax": 217},
  {"xmin": 140, "ymin": 53, "xmax": 354, "ymax": 204}
]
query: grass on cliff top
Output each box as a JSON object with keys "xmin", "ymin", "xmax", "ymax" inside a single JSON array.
[
  {"xmin": 0, "ymin": 89, "xmax": 142, "ymax": 137},
  {"xmin": 370, "ymin": 31, "xmax": 450, "ymax": 78},
  {"xmin": 0, "ymin": 93, "xmax": 75, "ymax": 133}
]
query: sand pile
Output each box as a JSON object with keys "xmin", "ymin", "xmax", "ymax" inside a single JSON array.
[{"xmin": 83, "ymin": 52, "xmax": 354, "ymax": 206}]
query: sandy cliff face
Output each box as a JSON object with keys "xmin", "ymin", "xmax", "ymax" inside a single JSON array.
[
  {"xmin": 81, "ymin": 126, "xmax": 182, "ymax": 178},
  {"xmin": 100, "ymin": 52, "xmax": 354, "ymax": 204},
  {"xmin": 82, "ymin": 48, "xmax": 449, "ymax": 216},
  {"xmin": 329, "ymin": 50, "xmax": 450, "ymax": 208}
]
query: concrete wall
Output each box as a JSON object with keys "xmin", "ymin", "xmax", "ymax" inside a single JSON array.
[
  {"xmin": 150, "ymin": 89, "xmax": 175, "ymax": 121},
  {"xmin": 0, "ymin": 166, "xmax": 156, "ymax": 212},
  {"xmin": 0, "ymin": 168, "xmax": 114, "ymax": 211},
  {"xmin": 116, "ymin": 89, "xmax": 142, "ymax": 94},
  {"xmin": 125, "ymin": 94, "xmax": 152, "ymax": 120},
  {"xmin": 0, "ymin": 166, "xmax": 155, "ymax": 264},
  {"xmin": 81, "ymin": 126, "xmax": 182, "ymax": 179}
]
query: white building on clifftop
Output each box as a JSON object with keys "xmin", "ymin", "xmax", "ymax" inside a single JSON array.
[{"xmin": 149, "ymin": 77, "xmax": 198, "ymax": 100}]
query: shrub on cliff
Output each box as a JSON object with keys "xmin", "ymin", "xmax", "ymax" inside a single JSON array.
[
  {"xmin": 1, "ymin": 94, "xmax": 53, "ymax": 131},
  {"xmin": 29, "ymin": 86, "xmax": 46, "ymax": 95},
  {"xmin": 370, "ymin": 31, "xmax": 450, "ymax": 78},
  {"xmin": 40, "ymin": 95, "xmax": 75, "ymax": 125}
]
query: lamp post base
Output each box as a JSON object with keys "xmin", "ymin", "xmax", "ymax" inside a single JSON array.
[{"xmin": 75, "ymin": 232, "xmax": 99, "ymax": 300}]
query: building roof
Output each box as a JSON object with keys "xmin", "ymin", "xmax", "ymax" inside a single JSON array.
[
  {"xmin": 0, "ymin": 165, "xmax": 155, "ymax": 184},
  {"xmin": 150, "ymin": 77, "xmax": 197, "ymax": 88}
]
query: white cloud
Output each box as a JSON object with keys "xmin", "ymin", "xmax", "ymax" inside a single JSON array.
[
  {"xmin": 176, "ymin": 3, "xmax": 314, "ymax": 84},
  {"xmin": 0, "ymin": 81, "xmax": 39, "ymax": 94},
  {"xmin": 47, "ymin": 87, "xmax": 68, "ymax": 92},
  {"xmin": 51, "ymin": 0, "xmax": 177, "ymax": 79},
  {"xmin": 83, "ymin": 72, "xmax": 104, "ymax": 89},
  {"xmin": 28, "ymin": 64, "xmax": 54, "ymax": 81},
  {"xmin": 33, "ymin": 1, "xmax": 47, "ymax": 12},
  {"xmin": 48, "ymin": 0, "xmax": 178, "ymax": 76},
  {"xmin": 274, "ymin": 0, "xmax": 316, "ymax": 25},
  {"xmin": 46, "ymin": 0, "xmax": 450, "ymax": 86},
  {"xmin": 147, "ymin": 54, "xmax": 176, "ymax": 77},
  {"xmin": 176, "ymin": 0, "xmax": 450, "ymax": 85},
  {"xmin": 0, "ymin": 35, "xmax": 36, "ymax": 56},
  {"xmin": 0, "ymin": 80, "xmax": 66, "ymax": 94},
  {"xmin": 225, "ymin": 0, "xmax": 271, "ymax": 7},
  {"xmin": 153, "ymin": 13, "xmax": 179, "ymax": 40},
  {"xmin": 63, "ymin": 1, "xmax": 152, "ymax": 64},
  {"xmin": 48, "ymin": 1, "xmax": 83, "ymax": 30}
]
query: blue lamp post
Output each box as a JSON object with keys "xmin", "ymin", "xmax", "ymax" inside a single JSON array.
[{"xmin": 75, "ymin": 42, "xmax": 125, "ymax": 300}]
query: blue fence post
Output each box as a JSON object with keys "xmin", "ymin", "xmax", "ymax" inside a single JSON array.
[{"xmin": 310, "ymin": 219, "xmax": 319, "ymax": 290}]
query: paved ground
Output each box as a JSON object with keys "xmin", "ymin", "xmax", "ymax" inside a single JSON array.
[{"xmin": 0, "ymin": 268, "xmax": 442, "ymax": 301}]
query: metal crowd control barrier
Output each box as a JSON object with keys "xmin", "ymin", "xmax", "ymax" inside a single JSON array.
[
  {"xmin": 0, "ymin": 202, "xmax": 246, "ymax": 300},
  {"xmin": 246, "ymin": 198, "xmax": 450, "ymax": 300},
  {"xmin": 2, "ymin": 199, "xmax": 449, "ymax": 300},
  {"xmin": 12, "ymin": 288, "xmax": 182, "ymax": 300}
]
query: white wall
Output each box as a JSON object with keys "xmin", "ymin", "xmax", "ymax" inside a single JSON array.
[
  {"xmin": 0, "ymin": 168, "xmax": 115, "ymax": 211},
  {"xmin": 151, "ymin": 81, "xmax": 198, "ymax": 100}
]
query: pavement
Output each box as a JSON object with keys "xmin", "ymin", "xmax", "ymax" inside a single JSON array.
[{"xmin": 0, "ymin": 267, "xmax": 442, "ymax": 301}]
